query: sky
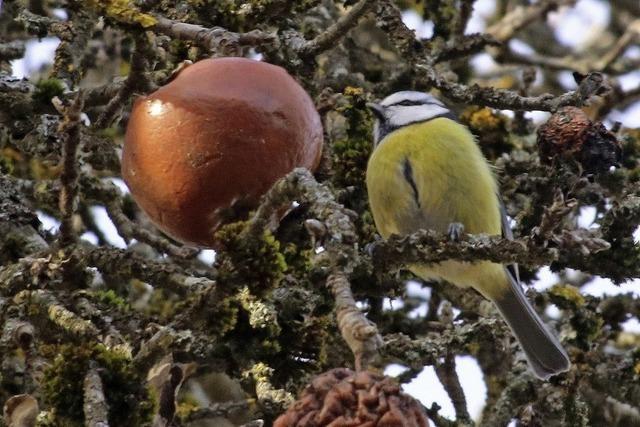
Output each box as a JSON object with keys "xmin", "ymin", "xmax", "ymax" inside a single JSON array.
[{"xmin": 10, "ymin": 0, "xmax": 640, "ymax": 423}]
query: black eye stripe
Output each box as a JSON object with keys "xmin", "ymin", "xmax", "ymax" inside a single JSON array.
[
  {"xmin": 388, "ymin": 99, "xmax": 444, "ymax": 107},
  {"xmin": 396, "ymin": 100, "xmax": 421, "ymax": 106}
]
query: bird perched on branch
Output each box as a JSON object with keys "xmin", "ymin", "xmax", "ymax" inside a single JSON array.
[{"xmin": 366, "ymin": 91, "xmax": 570, "ymax": 379}]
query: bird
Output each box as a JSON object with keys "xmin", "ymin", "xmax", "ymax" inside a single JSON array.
[{"xmin": 365, "ymin": 91, "xmax": 570, "ymax": 379}]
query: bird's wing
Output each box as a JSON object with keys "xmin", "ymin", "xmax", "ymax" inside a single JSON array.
[{"xmin": 499, "ymin": 195, "xmax": 520, "ymax": 284}]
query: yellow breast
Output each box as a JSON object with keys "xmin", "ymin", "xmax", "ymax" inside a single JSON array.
[
  {"xmin": 366, "ymin": 118, "xmax": 506, "ymax": 293},
  {"xmin": 366, "ymin": 118, "xmax": 501, "ymax": 238}
]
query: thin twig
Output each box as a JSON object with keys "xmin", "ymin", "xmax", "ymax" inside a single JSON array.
[
  {"xmin": 432, "ymin": 302, "xmax": 472, "ymax": 423},
  {"xmin": 592, "ymin": 19, "xmax": 640, "ymax": 72},
  {"xmin": 376, "ymin": 0, "xmax": 606, "ymax": 112},
  {"xmin": 154, "ymin": 1, "xmax": 372, "ymax": 59},
  {"xmin": 456, "ymin": 0, "xmax": 476, "ymax": 35},
  {"xmin": 83, "ymin": 362, "xmax": 110, "ymax": 427},
  {"xmin": 512, "ymin": 67, "xmax": 536, "ymax": 134},
  {"xmin": 486, "ymin": 0, "xmax": 576, "ymax": 42},
  {"xmin": 152, "ymin": 15, "xmax": 278, "ymax": 55},
  {"xmin": 434, "ymin": 34, "xmax": 501, "ymax": 63},
  {"xmin": 56, "ymin": 92, "xmax": 85, "ymax": 246},
  {"xmin": 425, "ymin": 404, "xmax": 457, "ymax": 427},
  {"xmin": 583, "ymin": 386, "xmax": 640, "ymax": 426},
  {"xmin": 419, "ymin": 64, "xmax": 608, "ymax": 111},
  {"xmin": 103, "ymin": 196, "xmax": 198, "ymax": 259},
  {"xmin": 83, "ymin": 72, "xmax": 164, "ymax": 107},
  {"xmin": 375, "ymin": 0, "xmax": 417, "ymax": 59},
  {"xmin": 434, "ymin": 354, "xmax": 472, "ymax": 424},
  {"xmin": 80, "ymin": 245, "xmax": 213, "ymax": 297},
  {"xmin": 132, "ymin": 328, "xmax": 178, "ymax": 373},
  {"xmin": 300, "ymin": 0, "xmax": 375, "ymax": 57},
  {"xmin": 95, "ymin": 33, "xmax": 153, "ymax": 128},
  {"xmin": 84, "ymin": 179, "xmax": 198, "ymax": 259},
  {"xmin": 597, "ymin": 82, "xmax": 640, "ymax": 118},
  {"xmin": 496, "ymin": 20, "xmax": 640, "ymax": 75},
  {"xmin": 17, "ymin": 9, "xmax": 74, "ymax": 47}
]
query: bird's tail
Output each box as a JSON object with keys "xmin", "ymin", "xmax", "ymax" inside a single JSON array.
[{"xmin": 491, "ymin": 270, "xmax": 571, "ymax": 380}]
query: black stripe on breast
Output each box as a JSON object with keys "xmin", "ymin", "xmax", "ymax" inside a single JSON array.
[{"xmin": 403, "ymin": 158, "xmax": 421, "ymax": 208}]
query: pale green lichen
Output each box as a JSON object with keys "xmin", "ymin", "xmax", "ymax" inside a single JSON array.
[
  {"xmin": 245, "ymin": 362, "xmax": 294, "ymax": 410},
  {"xmin": 238, "ymin": 287, "xmax": 280, "ymax": 334},
  {"xmin": 48, "ymin": 305, "xmax": 98, "ymax": 337},
  {"xmin": 87, "ymin": 0, "xmax": 157, "ymax": 28},
  {"xmin": 548, "ymin": 284, "xmax": 586, "ymax": 309}
]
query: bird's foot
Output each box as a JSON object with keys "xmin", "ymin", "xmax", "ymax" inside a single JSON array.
[
  {"xmin": 447, "ymin": 222, "xmax": 465, "ymax": 241},
  {"xmin": 365, "ymin": 235, "xmax": 384, "ymax": 257},
  {"xmin": 365, "ymin": 241, "xmax": 379, "ymax": 257}
]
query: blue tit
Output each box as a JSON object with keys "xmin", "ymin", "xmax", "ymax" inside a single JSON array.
[{"xmin": 366, "ymin": 91, "xmax": 570, "ymax": 380}]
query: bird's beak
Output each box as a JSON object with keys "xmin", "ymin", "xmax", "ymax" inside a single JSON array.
[{"xmin": 366, "ymin": 102, "xmax": 385, "ymax": 120}]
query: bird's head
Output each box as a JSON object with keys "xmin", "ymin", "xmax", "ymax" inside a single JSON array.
[{"xmin": 367, "ymin": 91, "xmax": 453, "ymax": 146}]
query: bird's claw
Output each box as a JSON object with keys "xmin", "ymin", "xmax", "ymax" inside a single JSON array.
[
  {"xmin": 365, "ymin": 241, "xmax": 379, "ymax": 257},
  {"xmin": 447, "ymin": 222, "xmax": 465, "ymax": 241}
]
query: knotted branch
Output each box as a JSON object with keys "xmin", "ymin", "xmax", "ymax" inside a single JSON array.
[{"xmin": 328, "ymin": 271, "xmax": 382, "ymax": 371}]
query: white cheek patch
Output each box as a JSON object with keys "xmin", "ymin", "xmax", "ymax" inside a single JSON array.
[
  {"xmin": 387, "ymin": 104, "xmax": 450, "ymax": 128},
  {"xmin": 373, "ymin": 120, "xmax": 381, "ymax": 145}
]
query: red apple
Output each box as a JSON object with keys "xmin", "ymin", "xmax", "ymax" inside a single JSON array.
[{"xmin": 122, "ymin": 58, "xmax": 323, "ymax": 247}]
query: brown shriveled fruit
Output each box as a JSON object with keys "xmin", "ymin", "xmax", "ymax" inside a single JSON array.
[
  {"xmin": 122, "ymin": 57, "xmax": 323, "ymax": 247},
  {"xmin": 274, "ymin": 368, "xmax": 429, "ymax": 427},
  {"xmin": 537, "ymin": 107, "xmax": 621, "ymax": 174}
]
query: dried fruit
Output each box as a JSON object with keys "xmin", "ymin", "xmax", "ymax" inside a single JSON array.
[
  {"xmin": 537, "ymin": 107, "xmax": 621, "ymax": 174},
  {"xmin": 274, "ymin": 368, "xmax": 429, "ymax": 427}
]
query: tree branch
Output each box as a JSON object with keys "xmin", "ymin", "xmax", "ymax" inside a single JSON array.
[
  {"xmin": 55, "ymin": 92, "xmax": 85, "ymax": 246},
  {"xmin": 152, "ymin": 15, "xmax": 278, "ymax": 55},
  {"xmin": 94, "ymin": 33, "xmax": 153, "ymax": 128},
  {"xmin": 328, "ymin": 271, "xmax": 382, "ymax": 371},
  {"xmin": 13, "ymin": 289, "xmax": 99, "ymax": 339},
  {"xmin": 79, "ymin": 245, "xmax": 213, "ymax": 297},
  {"xmin": 83, "ymin": 363, "xmax": 110, "ymax": 427},
  {"xmin": 433, "ymin": 304, "xmax": 472, "ymax": 424},
  {"xmin": 370, "ymin": 228, "xmax": 612, "ymax": 277},
  {"xmin": 82, "ymin": 178, "xmax": 198, "ymax": 259},
  {"xmin": 299, "ymin": 0, "xmax": 375, "ymax": 57},
  {"xmin": 418, "ymin": 65, "xmax": 608, "ymax": 111},
  {"xmin": 486, "ymin": 0, "xmax": 576, "ymax": 43}
]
